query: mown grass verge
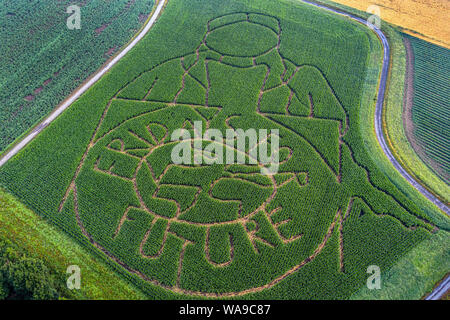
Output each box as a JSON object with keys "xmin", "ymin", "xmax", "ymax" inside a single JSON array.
[
  {"xmin": 382, "ymin": 31, "xmax": 449, "ymax": 204},
  {"xmin": 0, "ymin": 188, "xmax": 147, "ymax": 300},
  {"xmin": 0, "ymin": 0, "xmax": 448, "ymax": 299},
  {"xmin": 350, "ymin": 230, "xmax": 450, "ymax": 300}
]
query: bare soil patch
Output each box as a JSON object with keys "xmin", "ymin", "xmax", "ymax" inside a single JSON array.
[
  {"xmin": 95, "ymin": 24, "xmax": 109, "ymax": 36},
  {"xmin": 34, "ymin": 86, "xmax": 44, "ymax": 95}
]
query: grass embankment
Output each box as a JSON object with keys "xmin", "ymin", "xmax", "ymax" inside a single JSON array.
[
  {"xmin": 0, "ymin": 189, "xmax": 147, "ymax": 300},
  {"xmin": 382, "ymin": 31, "xmax": 449, "ymax": 204},
  {"xmin": 351, "ymin": 230, "xmax": 450, "ymax": 300},
  {"xmin": 309, "ymin": 0, "xmax": 450, "ymax": 298},
  {"xmin": 313, "ymin": 1, "xmax": 449, "ymax": 205}
]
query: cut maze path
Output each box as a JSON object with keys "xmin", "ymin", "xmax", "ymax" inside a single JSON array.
[
  {"xmin": 0, "ymin": 0, "xmax": 166, "ymax": 168},
  {"xmin": 300, "ymin": 0, "xmax": 449, "ymax": 216},
  {"xmin": 0, "ymin": 0, "xmax": 447, "ymax": 298},
  {"xmin": 52, "ymin": 8, "xmax": 435, "ymax": 296}
]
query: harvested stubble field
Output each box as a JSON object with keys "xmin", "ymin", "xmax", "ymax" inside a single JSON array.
[
  {"xmin": 328, "ymin": 0, "xmax": 450, "ymax": 48},
  {"xmin": 0, "ymin": 0, "xmax": 448, "ymax": 299}
]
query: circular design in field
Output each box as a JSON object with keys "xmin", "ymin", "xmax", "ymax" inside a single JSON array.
[
  {"xmin": 62, "ymin": 11, "xmax": 347, "ymax": 297},
  {"xmin": 206, "ymin": 21, "xmax": 278, "ymax": 57},
  {"xmin": 57, "ymin": 11, "xmax": 428, "ymax": 298}
]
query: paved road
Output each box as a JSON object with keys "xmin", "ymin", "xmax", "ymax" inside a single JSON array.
[
  {"xmin": 301, "ymin": 0, "xmax": 449, "ymax": 216},
  {"xmin": 0, "ymin": 0, "xmax": 447, "ymax": 299},
  {"xmin": 2, "ymin": 0, "xmax": 447, "ymax": 216},
  {"xmin": 0, "ymin": 0, "xmax": 166, "ymax": 168},
  {"xmin": 302, "ymin": 0, "xmax": 449, "ymax": 301},
  {"xmin": 425, "ymin": 275, "xmax": 449, "ymax": 300}
]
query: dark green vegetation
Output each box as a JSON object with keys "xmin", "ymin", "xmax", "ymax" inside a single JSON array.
[
  {"xmin": 0, "ymin": 238, "xmax": 61, "ymax": 300},
  {"xmin": 0, "ymin": 0, "xmax": 448, "ymax": 299},
  {"xmin": 0, "ymin": 0, "xmax": 155, "ymax": 152},
  {"xmin": 206, "ymin": 21, "xmax": 278, "ymax": 57},
  {"xmin": 0, "ymin": 189, "xmax": 147, "ymax": 300},
  {"xmin": 407, "ymin": 35, "xmax": 450, "ymax": 184}
]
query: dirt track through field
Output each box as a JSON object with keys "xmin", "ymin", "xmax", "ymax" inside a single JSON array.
[
  {"xmin": 0, "ymin": 0, "xmax": 166, "ymax": 168},
  {"xmin": 300, "ymin": 0, "xmax": 449, "ymax": 216},
  {"xmin": 0, "ymin": 0, "xmax": 448, "ymax": 298}
]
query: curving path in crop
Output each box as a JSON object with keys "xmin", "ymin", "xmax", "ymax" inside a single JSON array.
[
  {"xmin": 0, "ymin": 0, "xmax": 447, "ymax": 298},
  {"xmin": 0, "ymin": 0, "xmax": 166, "ymax": 168},
  {"xmin": 0, "ymin": 0, "xmax": 446, "ymax": 213},
  {"xmin": 301, "ymin": 0, "xmax": 449, "ymax": 301},
  {"xmin": 300, "ymin": 0, "xmax": 449, "ymax": 216}
]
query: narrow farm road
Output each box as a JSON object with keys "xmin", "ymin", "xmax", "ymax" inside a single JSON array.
[
  {"xmin": 302, "ymin": 0, "xmax": 449, "ymax": 302},
  {"xmin": 0, "ymin": 0, "xmax": 447, "ymax": 299},
  {"xmin": 2, "ymin": 0, "xmax": 447, "ymax": 216},
  {"xmin": 301, "ymin": 0, "xmax": 449, "ymax": 216},
  {"xmin": 0, "ymin": 0, "xmax": 166, "ymax": 168},
  {"xmin": 425, "ymin": 275, "xmax": 450, "ymax": 300}
]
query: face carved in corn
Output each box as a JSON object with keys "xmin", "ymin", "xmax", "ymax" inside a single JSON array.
[{"xmin": 59, "ymin": 12, "xmax": 425, "ymax": 296}]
